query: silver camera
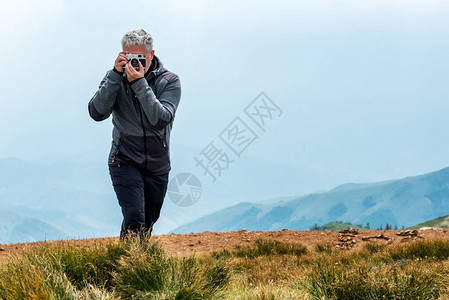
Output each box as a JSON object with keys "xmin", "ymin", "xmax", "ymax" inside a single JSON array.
[{"xmin": 125, "ymin": 53, "xmax": 146, "ymax": 71}]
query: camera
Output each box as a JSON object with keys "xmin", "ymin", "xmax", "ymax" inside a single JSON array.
[{"xmin": 125, "ymin": 53, "xmax": 146, "ymax": 71}]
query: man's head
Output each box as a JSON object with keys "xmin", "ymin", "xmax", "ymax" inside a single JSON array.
[{"xmin": 121, "ymin": 29, "xmax": 154, "ymax": 72}]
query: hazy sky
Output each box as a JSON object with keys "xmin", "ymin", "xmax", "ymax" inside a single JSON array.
[{"xmin": 1, "ymin": 0, "xmax": 449, "ymax": 194}]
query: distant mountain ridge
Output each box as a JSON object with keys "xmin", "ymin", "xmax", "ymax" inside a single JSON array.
[
  {"xmin": 172, "ymin": 166, "xmax": 449, "ymax": 233},
  {"xmin": 3, "ymin": 155, "xmax": 449, "ymax": 243},
  {"xmin": 0, "ymin": 211, "xmax": 68, "ymax": 244},
  {"xmin": 408, "ymin": 215, "xmax": 449, "ymax": 229},
  {"xmin": 0, "ymin": 147, "xmax": 311, "ymax": 244}
]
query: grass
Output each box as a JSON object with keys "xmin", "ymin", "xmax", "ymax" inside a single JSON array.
[
  {"xmin": 1, "ymin": 235, "xmax": 449, "ymax": 299},
  {"xmin": 0, "ymin": 233, "xmax": 230, "ymax": 300},
  {"xmin": 211, "ymin": 238, "xmax": 308, "ymax": 259}
]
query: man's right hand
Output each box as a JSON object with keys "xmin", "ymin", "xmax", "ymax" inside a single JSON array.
[{"xmin": 114, "ymin": 51, "xmax": 129, "ymax": 73}]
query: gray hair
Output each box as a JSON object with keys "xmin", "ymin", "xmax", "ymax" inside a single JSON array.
[{"xmin": 121, "ymin": 29, "xmax": 153, "ymax": 53}]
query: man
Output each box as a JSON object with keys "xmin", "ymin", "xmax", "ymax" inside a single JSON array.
[{"xmin": 88, "ymin": 29, "xmax": 181, "ymax": 240}]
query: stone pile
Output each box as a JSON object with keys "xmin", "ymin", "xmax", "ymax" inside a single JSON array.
[
  {"xmin": 396, "ymin": 229, "xmax": 418, "ymax": 237},
  {"xmin": 335, "ymin": 228, "xmax": 358, "ymax": 250},
  {"xmin": 361, "ymin": 233, "xmax": 393, "ymax": 244},
  {"xmin": 396, "ymin": 229, "xmax": 422, "ymax": 242}
]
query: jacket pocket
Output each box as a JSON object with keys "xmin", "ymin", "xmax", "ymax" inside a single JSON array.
[
  {"xmin": 147, "ymin": 132, "xmax": 167, "ymax": 156},
  {"xmin": 117, "ymin": 133, "xmax": 145, "ymax": 165},
  {"xmin": 156, "ymin": 130, "xmax": 167, "ymax": 149},
  {"xmin": 109, "ymin": 137, "xmax": 121, "ymax": 164},
  {"xmin": 162, "ymin": 128, "xmax": 167, "ymax": 148},
  {"xmin": 146, "ymin": 132, "xmax": 170, "ymax": 174}
]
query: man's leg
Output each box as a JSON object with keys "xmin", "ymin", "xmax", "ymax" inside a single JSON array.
[
  {"xmin": 109, "ymin": 162, "xmax": 145, "ymax": 239},
  {"xmin": 143, "ymin": 171, "xmax": 170, "ymax": 236}
]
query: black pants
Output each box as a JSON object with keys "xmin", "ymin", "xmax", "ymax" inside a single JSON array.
[{"xmin": 109, "ymin": 161, "xmax": 169, "ymax": 240}]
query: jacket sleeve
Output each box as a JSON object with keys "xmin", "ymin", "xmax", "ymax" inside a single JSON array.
[
  {"xmin": 88, "ymin": 69, "xmax": 123, "ymax": 122},
  {"xmin": 130, "ymin": 74, "xmax": 181, "ymax": 130}
]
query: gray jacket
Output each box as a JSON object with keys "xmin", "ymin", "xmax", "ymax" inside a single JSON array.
[{"xmin": 88, "ymin": 55, "xmax": 181, "ymax": 175}]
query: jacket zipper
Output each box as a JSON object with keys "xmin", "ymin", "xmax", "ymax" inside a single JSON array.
[
  {"xmin": 134, "ymin": 90, "xmax": 148, "ymax": 170},
  {"xmin": 155, "ymin": 129, "xmax": 167, "ymax": 148},
  {"xmin": 110, "ymin": 137, "xmax": 120, "ymax": 163}
]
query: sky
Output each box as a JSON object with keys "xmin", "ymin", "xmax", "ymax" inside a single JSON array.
[{"xmin": 1, "ymin": 0, "xmax": 449, "ymax": 195}]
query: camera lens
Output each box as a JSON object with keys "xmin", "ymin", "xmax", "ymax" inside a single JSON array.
[{"xmin": 131, "ymin": 58, "xmax": 139, "ymax": 67}]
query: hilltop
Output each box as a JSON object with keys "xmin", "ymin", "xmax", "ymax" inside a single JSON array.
[
  {"xmin": 1, "ymin": 228, "xmax": 448, "ymax": 262},
  {"xmin": 408, "ymin": 215, "xmax": 449, "ymax": 229}
]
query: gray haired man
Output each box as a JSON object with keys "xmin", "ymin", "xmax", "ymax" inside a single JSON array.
[{"xmin": 88, "ymin": 29, "xmax": 181, "ymax": 239}]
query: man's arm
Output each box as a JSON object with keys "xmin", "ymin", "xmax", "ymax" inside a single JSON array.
[
  {"xmin": 88, "ymin": 69, "xmax": 123, "ymax": 122},
  {"xmin": 130, "ymin": 74, "xmax": 181, "ymax": 130}
]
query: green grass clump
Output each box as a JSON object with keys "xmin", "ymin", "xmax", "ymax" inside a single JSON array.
[
  {"xmin": 363, "ymin": 241, "xmax": 388, "ymax": 254},
  {"xmin": 314, "ymin": 242, "xmax": 334, "ymax": 255},
  {"xmin": 212, "ymin": 238, "xmax": 308, "ymax": 259},
  {"xmin": 0, "ymin": 255, "xmax": 61, "ymax": 299},
  {"xmin": 37, "ymin": 242, "xmax": 126, "ymax": 291},
  {"xmin": 302, "ymin": 258, "xmax": 448, "ymax": 299},
  {"xmin": 112, "ymin": 235, "xmax": 229, "ymax": 299},
  {"xmin": 387, "ymin": 239, "xmax": 449, "ymax": 261}
]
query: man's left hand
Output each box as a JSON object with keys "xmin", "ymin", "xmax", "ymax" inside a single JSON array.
[{"xmin": 125, "ymin": 61, "xmax": 145, "ymax": 82}]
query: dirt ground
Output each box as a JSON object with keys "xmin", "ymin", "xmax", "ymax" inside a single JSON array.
[{"xmin": 1, "ymin": 228, "xmax": 448, "ymax": 262}]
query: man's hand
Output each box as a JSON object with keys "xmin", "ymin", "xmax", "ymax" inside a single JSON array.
[
  {"xmin": 114, "ymin": 51, "xmax": 129, "ymax": 73},
  {"xmin": 125, "ymin": 60, "xmax": 145, "ymax": 82}
]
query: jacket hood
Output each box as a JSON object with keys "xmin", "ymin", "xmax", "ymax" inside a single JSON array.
[{"xmin": 145, "ymin": 55, "xmax": 166, "ymax": 80}]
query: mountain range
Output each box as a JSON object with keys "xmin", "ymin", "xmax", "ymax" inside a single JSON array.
[
  {"xmin": 2, "ymin": 153, "xmax": 449, "ymax": 244},
  {"xmin": 0, "ymin": 144, "xmax": 308, "ymax": 244},
  {"xmin": 172, "ymin": 166, "xmax": 449, "ymax": 233}
]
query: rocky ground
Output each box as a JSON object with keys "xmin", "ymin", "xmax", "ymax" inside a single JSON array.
[{"xmin": 1, "ymin": 228, "xmax": 448, "ymax": 262}]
